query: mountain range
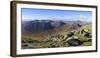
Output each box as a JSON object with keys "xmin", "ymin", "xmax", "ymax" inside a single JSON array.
[{"xmin": 22, "ymin": 20, "xmax": 91, "ymax": 33}]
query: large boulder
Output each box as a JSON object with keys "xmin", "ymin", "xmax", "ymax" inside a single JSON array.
[{"xmin": 67, "ymin": 39, "xmax": 82, "ymax": 46}]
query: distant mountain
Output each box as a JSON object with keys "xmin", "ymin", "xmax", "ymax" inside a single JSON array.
[
  {"xmin": 22, "ymin": 20, "xmax": 66, "ymax": 33},
  {"xmin": 22, "ymin": 20, "xmax": 91, "ymax": 33}
]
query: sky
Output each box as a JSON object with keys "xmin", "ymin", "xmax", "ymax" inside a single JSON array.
[{"xmin": 21, "ymin": 8, "xmax": 92, "ymax": 22}]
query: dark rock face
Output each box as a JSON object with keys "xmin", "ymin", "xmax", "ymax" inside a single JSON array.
[
  {"xmin": 81, "ymin": 29, "xmax": 92, "ymax": 38},
  {"xmin": 84, "ymin": 32, "xmax": 92, "ymax": 38},
  {"xmin": 22, "ymin": 20, "xmax": 66, "ymax": 33},
  {"xmin": 72, "ymin": 23, "xmax": 82, "ymax": 29},
  {"xmin": 87, "ymin": 39, "xmax": 92, "ymax": 42},
  {"xmin": 67, "ymin": 39, "xmax": 82, "ymax": 46},
  {"xmin": 77, "ymin": 24, "xmax": 82, "ymax": 27},
  {"xmin": 23, "ymin": 20, "xmax": 55, "ymax": 33},
  {"xmin": 59, "ymin": 21, "xmax": 66, "ymax": 26},
  {"xmin": 67, "ymin": 31, "xmax": 74, "ymax": 37}
]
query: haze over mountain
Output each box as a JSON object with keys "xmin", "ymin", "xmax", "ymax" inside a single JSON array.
[{"xmin": 22, "ymin": 19, "xmax": 91, "ymax": 34}]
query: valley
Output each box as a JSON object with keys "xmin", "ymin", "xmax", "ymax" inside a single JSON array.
[{"xmin": 21, "ymin": 20, "xmax": 92, "ymax": 49}]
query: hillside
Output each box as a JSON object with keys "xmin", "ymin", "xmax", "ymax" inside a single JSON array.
[{"xmin": 21, "ymin": 20, "xmax": 92, "ymax": 49}]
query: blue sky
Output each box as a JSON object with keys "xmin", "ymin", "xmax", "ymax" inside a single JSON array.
[{"xmin": 22, "ymin": 8, "xmax": 92, "ymax": 22}]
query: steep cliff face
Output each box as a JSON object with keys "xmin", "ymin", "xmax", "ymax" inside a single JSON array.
[{"xmin": 22, "ymin": 20, "xmax": 66, "ymax": 33}]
